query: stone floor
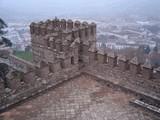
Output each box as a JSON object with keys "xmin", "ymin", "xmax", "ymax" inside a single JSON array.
[{"xmin": 0, "ymin": 75, "xmax": 158, "ymax": 120}]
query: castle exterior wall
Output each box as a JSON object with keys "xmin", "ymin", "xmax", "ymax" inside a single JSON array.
[
  {"xmin": 8, "ymin": 54, "xmax": 35, "ymax": 73},
  {"xmin": 1, "ymin": 18, "xmax": 160, "ymax": 112},
  {"xmin": 88, "ymin": 62, "xmax": 160, "ymax": 96}
]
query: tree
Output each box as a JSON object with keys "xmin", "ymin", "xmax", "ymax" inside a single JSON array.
[
  {"xmin": 138, "ymin": 45, "xmax": 145, "ymax": 54},
  {"xmin": 144, "ymin": 45, "xmax": 151, "ymax": 54},
  {"xmin": 1, "ymin": 37, "xmax": 12, "ymax": 47},
  {"xmin": 101, "ymin": 43, "xmax": 106, "ymax": 49},
  {"xmin": 0, "ymin": 18, "xmax": 12, "ymax": 47},
  {"xmin": 25, "ymin": 45, "xmax": 31, "ymax": 51},
  {"xmin": 0, "ymin": 18, "xmax": 7, "ymax": 35},
  {"xmin": 153, "ymin": 45, "xmax": 158, "ymax": 52},
  {"xmin": 143, "ymin": 25, "xmax": 160, "ymax": 34}
]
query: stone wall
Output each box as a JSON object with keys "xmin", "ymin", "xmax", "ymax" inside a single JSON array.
[
  {"xmin": 0, "ymin": 79, "xmax": 5, "ymax": 101},
  {"xmin": 0, "ymin": 61, "xmax": 79, "ymax": 111},
  {"xmin": 24, "ymin": 71, "xmax": 36, "ymax": 85},
  {"xmin": 1, "ymin": 18, "xmax": 160, "ymax": 113},
  {"xmin": 82, "ymin": 71, "xmax": 160, "ymax": 113},
  {"xmin": 30, "ymin": 18, "xmax": 96, "ymax": 68},
  {"xmin": 89, "ymin": 49, "xmax": 160, "ymax": 82},
  {"xmin": 8, "ymin": 54, "xmax": 35, "ymax": 73},
  {"xmin": 89, "ymin": 62, "xmax": 160, "ymax": 96}
]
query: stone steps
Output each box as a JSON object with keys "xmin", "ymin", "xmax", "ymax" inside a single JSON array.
[{"xmin": 130, "ymin": 99, "xmax": 160, "ymax": 117}]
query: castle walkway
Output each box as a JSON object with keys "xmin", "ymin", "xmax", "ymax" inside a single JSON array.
[{"xmin": 0, "ymin": 75, "xmax": 157, "ymax": 120}]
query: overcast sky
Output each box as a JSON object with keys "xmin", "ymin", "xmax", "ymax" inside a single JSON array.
[
  {"xmin": 0, "ymin": 0, "xmax": 109, "ymax": 12},
  {"xmin": 0, "ymin": 0, "xmax": 160, "ymax": 22}
]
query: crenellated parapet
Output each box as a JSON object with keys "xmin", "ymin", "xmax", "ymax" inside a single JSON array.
[
  {"xmin": 88, "ymin": 48, "xmax": 160, "ymax": 81},
  {"xmin": 107, "ymin": 52, "xmax": 118, "ymax": 68},
  {"xmin": 142, "ymin": 59, "xmax": 154, "ymax": 79},
  {"xmin": 30, "ymin": 18, "xmax": 96, "ymax": 43},
  {"xmin": 1, "ymin": 18, "xmax": 160, "ymax": 112},
  {"xmin": 130, "ymin": 57, "xmax": 141, "ymax": 75},
  {"xmin": 30, "ymin": 18, "xmax": 97, "ymax": 70},
  {"xmin": 118, "ymin": 55, "xmax": 129, "ymax": 71}
]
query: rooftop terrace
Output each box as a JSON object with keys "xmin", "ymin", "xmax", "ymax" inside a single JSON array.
[{"xmin": 0, "ymin": 75, "xmax": 157, "ymax": 120}]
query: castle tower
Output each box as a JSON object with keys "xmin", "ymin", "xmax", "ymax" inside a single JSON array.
[{"xmin": 30, "ymin": 18, "xmax": 97, "ymax": 70}]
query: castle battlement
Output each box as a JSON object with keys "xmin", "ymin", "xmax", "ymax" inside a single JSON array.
[
  {"xmin": 30, "ymin": 18, "xmax": 97, "ymax": 70},
  {"xmin": 0, "ymin": 18, "xmax": 160, "ymax": 115},
  {"xmin": 30, "ymin": 18, "xmax": 96, "ymax": 41}
]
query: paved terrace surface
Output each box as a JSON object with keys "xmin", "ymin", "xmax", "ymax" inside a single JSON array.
[
  {"xmin": 83, "ymin": 64, "xmax": 160, "ymax": 101},
  {"xmin": 0, "ymin": 75, "xmax": 158, "ymax": 120}
]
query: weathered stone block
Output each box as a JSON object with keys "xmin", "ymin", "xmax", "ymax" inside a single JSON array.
[
  {"xmin": 7, "ymin": 77, "xmax": 21, "ymax": 91},
  {"xmin": 142, "ymin": 60, "xmax": 154, "ymax": 79},
  {"xmin": 118, "ymin": 60, "xmax": 129, "ymax": 72},
  {"xmin": 108, "ymin": 57, "xmax": 117, "ymax": 68},
  {"xmin": 142, "ymin": 68, "xmax": 153, "ymax": 79},
  {"xmin": 53, "ymin": 61, "xmax": 61, "ymax": 72},
  {"xmin": 129, "ymin": 64, "xmax": 141, "ymax": 75}
]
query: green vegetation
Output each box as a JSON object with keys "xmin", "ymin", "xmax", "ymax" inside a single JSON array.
[
  {"xmin": 0, "ymin": 18, "xmax": 12, "ymax": 47},
  {"xmin": 13, "ymin": 51, "xmax": 33, "ymax": 63},
  {"xmin": 12, "ymin": 70, "xmax": 25, "ymax": 81}
]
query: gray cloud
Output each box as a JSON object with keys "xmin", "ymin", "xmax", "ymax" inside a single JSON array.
[{"xmin": 0, "ymin": 0, "xmax": 160, "ymax": 21}]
